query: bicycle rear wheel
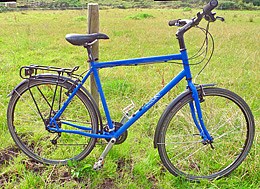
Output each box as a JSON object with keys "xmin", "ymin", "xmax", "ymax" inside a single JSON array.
[
  {"xmin": 7, "ymin": 75, "xmax": 98, "ymax": 164},
  {"xmin": 156, "ymin": 87, "xmax": 254, "ymax": 181}
]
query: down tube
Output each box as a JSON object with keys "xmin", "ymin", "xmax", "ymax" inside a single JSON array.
[{"xmin": 114, "ymin": 69, "xmax": 186, "ymax": 138}]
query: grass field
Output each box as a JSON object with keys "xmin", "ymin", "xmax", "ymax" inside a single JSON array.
[{"xmin": 0, "ymin": 8, "xmax": 259, "ymax": 188}]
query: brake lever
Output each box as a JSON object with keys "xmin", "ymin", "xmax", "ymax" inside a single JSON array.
[
  {"xmin": 216, "ymin": 16, "xmax": 225, "ymax": 22},
  {"xmin": 204, "ymin": 12, "xmax": 216, "ymax": 22}
]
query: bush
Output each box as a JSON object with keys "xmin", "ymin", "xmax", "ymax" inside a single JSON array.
[
  {"xmin": 0, "ymin": 6, "xmax": 9, "ymax": 13},
  {"xmin": 252, "ymin": 0, "xmax": 260, "ymax": 6},
  {"xmin": 55, "ymin": 0, "xmax": 82, "ymax": 8},
  {"xmin": 240, "ymin": 2, "xmax": 257, "ymax": 9},
  {"xmin": 218, "ymin": 1, "xmax": 239, "ymax": 10},
  {"xmin": 180, "ymin": 2, "xmax": 192, "ymax": 8}
]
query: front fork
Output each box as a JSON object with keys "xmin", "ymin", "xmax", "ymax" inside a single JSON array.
[{"xmin": 188, "ymin": 83, "xmax": 214, "ymax": 146}]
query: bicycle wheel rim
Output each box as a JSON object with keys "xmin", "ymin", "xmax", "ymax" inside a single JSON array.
[
  {"xmin": 157, "ymin": 88, "xmax": 254, "ymax": 180},
  {"xmin": 7, "ymin": 78, "xmax": 98, "ymax": 164}
]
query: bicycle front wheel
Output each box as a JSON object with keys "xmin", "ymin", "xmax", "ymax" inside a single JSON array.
[
  {"xmin": 7, "ymin": 75, "xmax": 98, "ymax": 164},
  {"xmin": 156, "ymin": 87, "xmax": 255, "ymax": 181}
]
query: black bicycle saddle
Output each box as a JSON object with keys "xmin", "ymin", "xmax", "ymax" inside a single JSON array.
[{"xmin": 65, "ymin": 33, "xmax": 109, "ymax": 46}]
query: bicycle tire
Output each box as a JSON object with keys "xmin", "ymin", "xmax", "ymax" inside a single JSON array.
[
  {"xmin": 156, "ymin": 87, "xmax": 255, "ymax": 181},
  {"xmin": 7, "ymin": 75, "xmax": 98, "ymax": 164}
]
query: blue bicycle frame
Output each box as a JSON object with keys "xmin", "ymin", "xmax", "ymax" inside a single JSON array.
[{"xmin": 47, "ymin": 48, "xmax": 213, "ymax": 142}]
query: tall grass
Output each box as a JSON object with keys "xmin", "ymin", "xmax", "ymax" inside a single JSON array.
[{"xmin": 0, "ymin": 9, "xmax": 259, "ymax": 188}]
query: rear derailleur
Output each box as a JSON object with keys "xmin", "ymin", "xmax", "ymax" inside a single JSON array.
[{"xmin": 44, "ymin": 118, "xmax": 62, "ymax": 145}]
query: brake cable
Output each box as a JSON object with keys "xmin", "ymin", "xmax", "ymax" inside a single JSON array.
[{"xmin": 168, "ymin": 21, "xmax": 214, "ymax": 69}]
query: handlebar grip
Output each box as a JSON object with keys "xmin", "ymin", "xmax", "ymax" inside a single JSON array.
[
  {"xmin": 203, "ymin": 0, "xmax": 218, "ymax": 14},
  {"xmin": 169, "ymin": 19, "xmax": 179, "ymax": 26}
]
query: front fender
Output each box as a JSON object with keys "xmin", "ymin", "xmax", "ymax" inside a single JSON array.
[{"xmin": 153, "ymin": 89, "xmax": 191, "ymax": 148}]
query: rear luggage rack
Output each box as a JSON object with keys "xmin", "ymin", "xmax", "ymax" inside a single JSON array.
[{"xmin": 20, "ymin": 65, "xmax": 80, "ymax": 80}]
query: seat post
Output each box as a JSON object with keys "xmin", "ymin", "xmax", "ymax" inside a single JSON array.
[{"xmin": 85, "ymin": 45, "xmax": 95, "ymax": 62}]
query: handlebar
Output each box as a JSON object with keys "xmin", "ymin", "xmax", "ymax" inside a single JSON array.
[
  {"xmin": 168, "ymin": 0, "xmax": 223, "ymax": 49},
  {"xmin": 168, "ymin": 0, "xmax": 222, "ymax": 28},
  {"xmin": 169, "ymin": 19, "xmax": 188, "ymax": 27},
  {"xmin": 203, "ymin": 0, "xmax": 218, "ymax": 14}
]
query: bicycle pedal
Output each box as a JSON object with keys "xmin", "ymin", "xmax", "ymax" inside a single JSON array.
[
  {"xmin": 120, "ymin": 100, "xmax": 135, "ymax": 123},
  {"xmin": 123, "ymin": 101, "xmax": 135, "ymax": 114},
  {"xmin": 93, "ymin": 158, "xmax": 104, "ymax": 170}
]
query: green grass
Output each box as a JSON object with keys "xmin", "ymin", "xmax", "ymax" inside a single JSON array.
[
  {"xmin": 127, "ymin": 12, "xmax": 155, "ymax": 20},
  {"xmin": 0, "ymin": 8, "xmax": 260, "ymax": 188}
]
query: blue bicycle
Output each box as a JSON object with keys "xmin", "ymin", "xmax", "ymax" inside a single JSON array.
[{"xmin": 7, "ymin": 0, "xmax": 255, "ymax": 181}]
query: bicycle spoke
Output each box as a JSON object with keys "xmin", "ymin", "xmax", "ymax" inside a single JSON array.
[
  {"xmin": 210, "ymin": 110, "xmax": 240, "ymax": 135},
  {"xmin": 157, "ymin": 88, "xmax": 254, "ymax": 180},
  {"xmin": 13, "ymin": 90, "xmax": 41, "ymax": 118},
  {"xmin": 8, "ymin": 78, "xmax": 98, "ymax": 164},
  {"xmin": 36, "ymin": 86, "xmax": 53, "ymax": 109},
  {"xmin": 175, "ymin": 144, "xmax": 207, "ymax": 167}
]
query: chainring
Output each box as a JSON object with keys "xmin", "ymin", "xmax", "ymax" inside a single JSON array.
[{"xmin": 104, "ymin": 122, "xmax": 128, "ymax": 145}]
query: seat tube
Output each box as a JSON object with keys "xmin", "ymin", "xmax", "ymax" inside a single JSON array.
[
  {"xmin": 87, "ymin": 45, "xmax": 114, "ymax": 131},
  {"xmin": 92, "ymin": 64, "xmax": 114, "ymax": 131}
]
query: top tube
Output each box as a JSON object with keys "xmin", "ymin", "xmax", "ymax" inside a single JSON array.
[{"xmin": 93, "ymin": 53, "xmax": 183, "ymax": 69}]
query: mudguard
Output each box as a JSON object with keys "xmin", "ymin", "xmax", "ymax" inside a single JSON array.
[{"xmin": 153, "ymin": 89, "xmax": 191, "ymax": 148}]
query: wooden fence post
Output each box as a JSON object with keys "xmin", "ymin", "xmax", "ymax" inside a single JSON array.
[{"xmin": 88, "ymin": 3, "xmax": 99, "ymax": 106}]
